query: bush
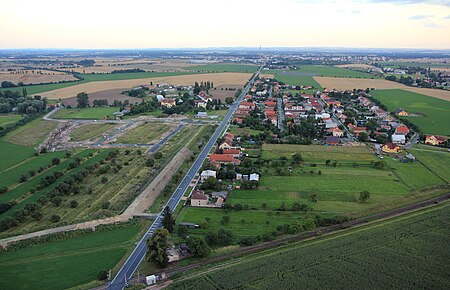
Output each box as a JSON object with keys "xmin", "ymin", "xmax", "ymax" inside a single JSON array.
[
  {"xmin": 97, "ymin": 269, "xmax": 108, "ymax": 281},
  {"xmin": 101, "ymin": 176, "xmax": 108, "ymax": 183},
  {"xmin": 69, "ymin": 200, "xmax": 78, "ymax": 208},
  {"xmin": 50, "ymin": 214, "xmax": 60, "ymax": 223},
  {"xmin": 0, "ymin": 186, "xmax": 8, "ymax": 194},
  {"xmin": 101, "ymin": 201, "xmax": 110, "ymax": 209}
]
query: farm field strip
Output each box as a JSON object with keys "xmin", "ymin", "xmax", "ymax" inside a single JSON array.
[
  {"xmin": 70, "ymin": 123, "xmax": 118, "ymax": 141},
  {"xmin": 2, "ymin": 119, "xmax": 58, "ymax": 147},
  {"xmin": 0, "ymin": 141, "xmax": 35, "ymax": 172},
  {"xmin": 0, "ymin": 115, "xmax": 22, "ymax": 126},
  {"xmin": 53, "ymin": 107, "xmax": 119, "ymax": 119},
  {"xmin": 168, "ymin": 203, "xmax": 450, "ymax": 290}
]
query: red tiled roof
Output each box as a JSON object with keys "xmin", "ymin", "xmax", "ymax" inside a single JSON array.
[
  {"xmin": 223, "ymin": 149, "xmax": 241, "ymax": 155},
  {"xmin": 192, "ymin": 190, "xmax": 208, "ymax": 200},
  {"xmin": 395, "ymin": 125, "xmax": 410, "ymax": 134}
]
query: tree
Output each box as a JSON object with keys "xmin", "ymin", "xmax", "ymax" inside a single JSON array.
[
  {"xmin": 50, "ymin": 214, "xmax": 60, "ymax": 223},
  {"xmin": 51, "ymin": 157, "xmax": 60, "ymax": 166},
  {"xmin": 0, "ymin": 187, "xmax": 8, "ymax": 194},
  {"xmin": 146, "ymin": 158, "xmax": 155, "ymax": 167},
  {"xmin": 76, "ymin": 92, "xmax": 89, "ymax": 108},
  {"xmin": 97, "ymin": 270, "xmax": 108, "ymax": 281},
  {"xmin": 146, "ymin": 228, "xmax": 169, "ymax": 267},
  {"xmin": 292, "ymin": 153, "xmax": 303, "ymax": 164},
  {"xmin": 69, "ymin": 200, "xmax": 78, "ymax": 208},
  {"xmin": 187, "ymin": 236, "xmax": 210, "ymax": 257},
  {"xmin": 358, "ymin": 132, "xmax": 369, "ymax": 142},
  {"xmin": 359, "ymin": 190, "xmax": 370, "ymax": 202},
  {"xmin": 162, "ymin": 206, "xmax": 175, "ymax": 233}
]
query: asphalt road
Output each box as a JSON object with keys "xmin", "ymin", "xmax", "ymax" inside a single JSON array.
[{"xmin": 108, "ymin": 68, "xmax": 262, "ymax": 290}]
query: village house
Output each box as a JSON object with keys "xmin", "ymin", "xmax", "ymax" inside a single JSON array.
[
  {"xmin": 160, "ymin": 98, "xmax": 176, "ymax": 108},
  {"xmin": 195, "ymin": 99, "xmax": 207, "ymax": 109},
  {"xmin": 396, "ymin": 109, "xmax": 409, "ymax": 116},
  {"xmin": 392, "ymin": 134, "xmax": 406, "ymax": 144},
  {"xmin": 222, "ymin": 148, "xmax": 241, "ymax": 158},
  {"xmin": 395, "ymin": 125, "xmax": 410, "ymax": 135},
  {"xmin": 425, "ymin": 135, "xmax": 448, "ymax": 146},
  {"xmin": 326, "ymin": 136, "xmax": 340, "ymax": 146},
  {"xmin": 329, "ymin": 127, "xmax": 344, "ymax": 137},
  {"xmin": 191, "ymin": 190, "xmax": 208, "ymax": 207},
  {"xmin": 200, "ymin": 170, "xmax": 217, "ymax": 182},
  {"xmin": 239, "ymin": 101, "xmax": 256, "ymax": 110},
  {"xmin": 382, "ymin": 142, "xmax": 401, "ymax": 153},
  {"xmin": 209, "ymin": 154, "xmax": 241, "ymax": 166}
]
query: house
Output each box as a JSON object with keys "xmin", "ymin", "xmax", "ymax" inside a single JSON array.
[
  {"xmin": 146, "ymin": 275, "xmax": 157, "ymax": 286},
  {"xmin": 195, "ymin": 112, "xmax": 208, "ymax": 118},
  {"xmin": 239, "ymin": 102, "xmax": 256, "ymax": 109},
  {"xmin": 160, "ymin": 98, "xmax": 176, "ymax": 108},
  {"xmin": 392, "ymin": 134, "xmax": 406, "ymax": 144},
  {"xmin": 326, "ymin": 136, "xmax": 339, "ymax": 146},
  {"xmin": 219, "ymin": 140, "xmax": 233, "ymax": 150},
  {"xmin": 330, "ymin": 127, "xmax": 344, "ymax": 137},
  {"xmin": 425, "ymin": 135, "xmax": 448, "ymax": 146},
  {"xmin": 215, "ymin": 197, "xmax": 224, "ymax": 207},
  {"xmin": 249, "ymin": 173, "xmax": 260, "ymax": 181},
  {"xmin": 211, "ymin": 191, "xmax": 228, "ymax": 199},
  {"xmin": 395, "ymin": 125, "xmax": 410, "ymax": 135},
  {"xmin": 396, "ymin": 109, "xmax": 409, "ymax": 116},
  {"xmin": 167, "ymin": 247, "xmax": 181, "ymax": 263},
  {"xmin": 200, "ymin": 170, "xmax": 217, "ymax": 182},
  {"xmin": 222, "ymin": 148, "xmax": 241, "ymax": 158},
  {"xmin": 195, "ymin": 99, "xmax": 207, "ymax": 109},
  {"xmin": 191, "ymin": 190, "xmax": 208, "ymax": 207},
  {"xmin": 209, "ymin": 154, "xmax": 241, "ymax": 165},
  {"xmin": 382, "ymin": 142, "xmax": 401, "ymax": 153}
]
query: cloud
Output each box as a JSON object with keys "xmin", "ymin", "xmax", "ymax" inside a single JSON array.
[
  {"xmin": 444, "ymin": 15, "xmax": 450, "ymax": 19},
  {"xmin": 408, "ymin": 14, "xmax": 434, "ymax": 20},
  {"xmin": 366, "ymin": 0, "xmax": 450, "ymax": 6},
  {"xmin": 423, "ymin": 20, "xmax": 444, "ymax": 27}
]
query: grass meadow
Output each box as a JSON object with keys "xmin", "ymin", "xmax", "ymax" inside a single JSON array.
[
  {"xmin": 371, "ymin": 89, "xmax": 450, "ymax": 135},
  {"xmin": 70, "ymin": 123, "xmax": 117, "ymax": 141},
  {"xmin": 0, "ymin": 115, "xmax": 22, "ymax": 126},
  {"xmin": 53, "ymin": 107, "xmax": 118, "ymax": 119},
  {"xmin": 117, "ymin": 123, "xmax": 169, "ymax": 144},
  {"xmin": 2, "ymin": 119, "xmax": 57, "ymax": 147}
]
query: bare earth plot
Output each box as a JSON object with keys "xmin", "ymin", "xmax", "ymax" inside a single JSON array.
[
  {"xmin": 61, "ymin": 88, "xmax": 143, "ymax": 106},
  {"xmin": 314, "ymin": 77, "xmax": 450, "ymax": 102},
  {"xmin": 39, "ymin": 73, "xmax": 252, "ymax": 99},
  {"xmin": 68, "ymin": 60, "xmax": 194, "ymax": 73}
]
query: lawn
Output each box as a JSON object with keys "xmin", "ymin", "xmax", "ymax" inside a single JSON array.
[
  {"xmin": 0, "ymin": 223, "xmax": 143, "ymax": 290},
  {"xmin": 228, "ymin": 125, "xmax": 264, "ymax": 137},
  {"xmin": 0, "ymin": 114, "xmax": 22, "ymax": 126},
  {"xmin": 371, "ymin": 89, "xmax": 450, "ymax": 135},
  {"xmin": 2, "ymin": 119, "xmax": 57, "ymax": 147},
  {"xmin": 70, "ymin": 123, "xmax": 117, "ymax": 141},
  {"xmin": 407, "ymin": 148, "xmax": 450, "ymax": 182},
  {"xmin": 186, "ymin": 64, "xmax": 259, "ymax": 73},
  {"xmin": 116, "ymin": 123, "xmax": 169, "ymax": 144},
  {"xmin": 169, "ymin": 203, "xmax": 450, "ymax": 290},
  {"xmin": 0, "ymin": 141, "xmax": 35, "ymax": 172},
  {"xmin": 53, "ymin": 107, "xmax": 118, "ymax": 120}
]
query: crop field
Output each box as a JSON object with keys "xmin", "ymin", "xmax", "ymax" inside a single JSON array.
[
  {"xmin": 116, "ymin": 123, "xmax": 170, "ymax": 144},
  {"xmin": 295, "ymin": 65, "xmax": 375, "ymax": 78},
  {"xmin": 408, "ymin": 148, "xmax": 450, "ymax": 182},
  {"xmin": 0, "ymin": 223, "xmax": 144, "ymax": 290},
  {"xmin": 186, "ymin": 64, "xmax": 259, "ymax": 73},
  {"xmin": 61, "ymin": 88, "xmax": 143, "ymax": 107},
  {"xmin": 0, "ymin": 71, "xmax": 77, "ymax": 85},
  {"xmin": 271, "ymin": 71, "xmax": 323, "ymax": 89},
  {"xmin": 0, "ymin": 151, "xmax": 65, "ymax": 190},
  {"xmin": 169, "ymin": 203, "xmax": 450, "ymax": 290},
  {"xmin": 0, "ymin": 115, "xmax": 22, "ymax": 126},
  {"xmin": 70, "ymin": 123, "xmax": 117, "ymax": 141},
  {"xmin": 371, "ymin": 89, "xmax": 450, "ymax": 135},
  {"xmin": 2, "ymin": 119, "xmax": 57, "ymax": 147},
  {"xmin": 38, "ymin": 73, "xmax": 251, "ymax": 99},
  {"xmin": 53, "ymin": 107, "xmax": 118, "ymax": 120},
  {"xmin": 0, "ymin": 141, "xmax": 35, "ymax": 172}
]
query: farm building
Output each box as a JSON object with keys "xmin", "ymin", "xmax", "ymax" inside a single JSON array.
[
  {"xmin": 200, "ymin": 170, "xmax": 217, "ymax": 182},
  {"xmin": 326, "ymin": 136, "xmax": 340, "ymax": 146},
  {"xmin": 191, "ymin": 190, "xmax": 208, "ymax": 207},
  {"xmin": 392, "ymin": 134, "xmax": 406, "ymax": 144},
  {"xmin": 382, "ymin": 142, "xmax": 401, "ymax": 153}
]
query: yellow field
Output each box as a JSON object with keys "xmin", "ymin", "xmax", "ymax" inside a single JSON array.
[
  {"xmin": 0, "ymin": 71, "xmax": 77, "ymax": 85},
  {"xmin": 314, "ymin": 77, "xmax": 450, "ymax": 102},
  {"xmin": 68, "ymin": 60, "xmax": 194, "ymax": 73},
  {"xmin": 39, "ymin": 72, "xmax": 252, "ymax": 99}
]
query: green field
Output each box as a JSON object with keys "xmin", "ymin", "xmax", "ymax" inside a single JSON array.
[
  {"xmin": 2, "ymin": 119, "xmax": 57, "ymax": 147},
  {"xmin": 0, "ymin": 115, "xmax": 22, "ymax": 126},
  {"xmin": 408, "ymin": 148, "xmax": 450, "ymax": 182},
  {"xmin": 169, "ymin": 203, "xmax": 450, "ymax": 290},
  {"xmin": 70, "ymin": 123, "xmax": 117, "ymax": 141},
  {"xmin": 0, "ymin": 72, "xmax": 200, "ymax": 95},
  {"xmin": 53, "ymin": 107, "xmax": 118, "ymax": 120},
  {"xmin": 371, "ymin": 89, "xmax": 450, "ymax": 135},
  {"xmin": 0, "ymin": 223, "xmax": 144, "ymax": 290},
  {"xmin": 295, "ymin": 65, "xmax": 376, "ymax": 78},
  {"xmin": 0, "ymin": 151, "xmax": 65, "ymax": 189},
  {"xmin": 116, "ymin": 123, "xmax": 169, "ymax": 144},
  {"xmin": 377, "ymin": 61, "xmax": 450, "ymax": 68},
  {"xmin": 187, "ymin": 64, "xmax": 258, "ymax": 73},
  {"xmin": 273, "ymin": 74, "xmax": 323, "ymax": 89},
  {"xmin": 0, "ymin": 141, "xmax": 35, "ymax": 172}
]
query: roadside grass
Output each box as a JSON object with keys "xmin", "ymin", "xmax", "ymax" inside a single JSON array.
[
  {"xmin": 407, "ymin": 148, "xmax": 450, "ymax": 182},
  {"xmin": 0, "ymin": 141, "xmax": 35, "ymax": 172},
  {"xmin": 0, "ymin": 223, "xmax": 144, "ymax": 290},
  {"xmin": 53, "ymin": 107, "xmax": 118, "ymax": 120},
  {"xmin": 0, "ymin": 151, "xmax": 65, "ymax": 189},
  {"xmin": 70, "ymin": 123, "xmax": 117, "ymax": 141},
  {"xmin": 186, "ymin": 64, "xmax": 258, "ymax": 73},
  {"xmin": 2, "ymin": 119, "xmax": 57, "ymax": 147},
  {"xmin": 0, "ymin": 114, "xmax": 22, "ymax": 126},
  {"xmin": 169, "ymin": 203, "xmax": 450, "ymax": 290},
  {"xmin": 371, "ymin": 89, "xmax": 450, "ymax": 135},
  {"xmin": 116, "ymin": 123, "xmax": 169, "ymax": 144}
]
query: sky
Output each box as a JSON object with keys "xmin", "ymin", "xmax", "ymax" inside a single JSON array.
[{"xmin": 1, "ymin": 0, "xmax": 450, "ymax": 49}]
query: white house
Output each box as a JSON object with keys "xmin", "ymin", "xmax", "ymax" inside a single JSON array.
[
  {"xmin": 200, "ymin": 170, "xmax": 217, "ymax": 182},
  {"xmin": 249, "ymin": 173, "xmax": 260, "ymax": 181}
]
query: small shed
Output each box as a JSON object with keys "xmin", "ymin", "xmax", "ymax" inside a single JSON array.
[{"xmin": 146, "ymin": 275, "xmax": 157, "ymax": 286}]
